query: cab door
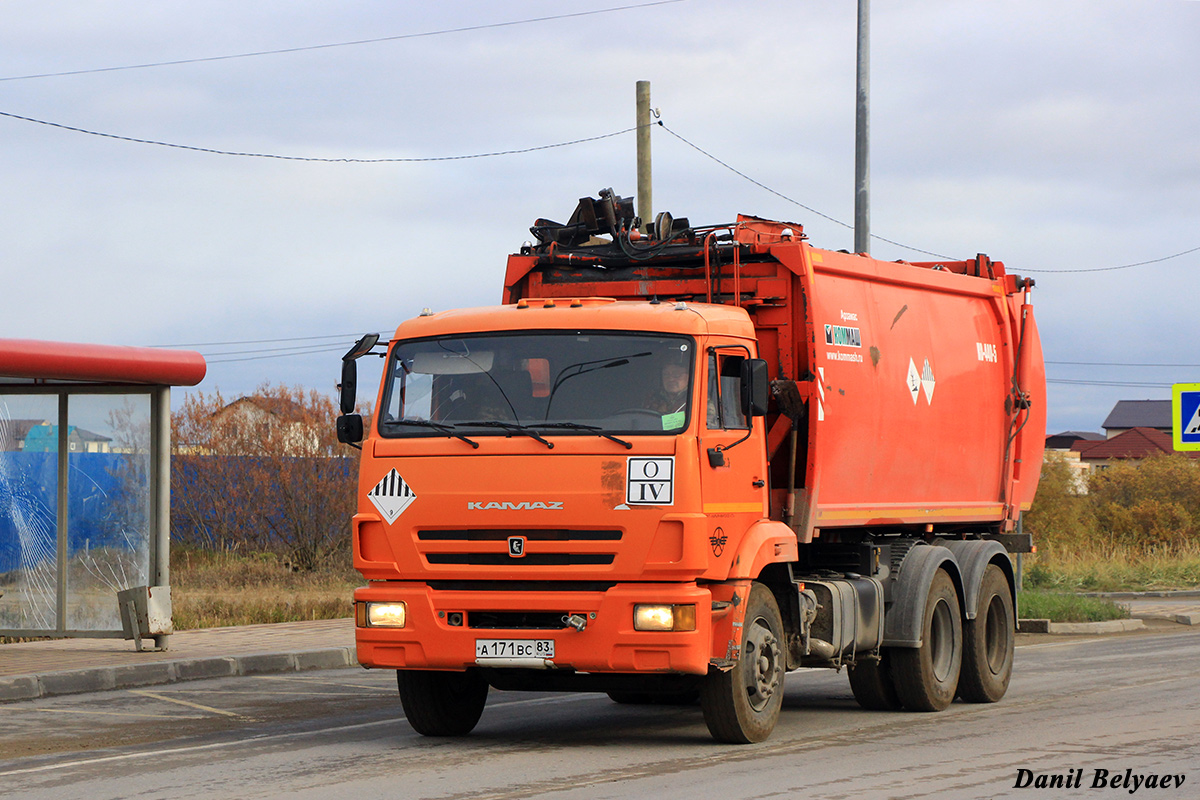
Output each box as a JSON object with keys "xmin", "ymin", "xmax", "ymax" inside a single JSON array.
[{"xmin": 699, "ymin": 346, "xmax": 769, "ymax": 564}]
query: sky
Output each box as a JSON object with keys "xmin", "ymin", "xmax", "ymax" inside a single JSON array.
[{"xmin": 1, "ymin": 0, "xmax": 1197, "ymax": 436}]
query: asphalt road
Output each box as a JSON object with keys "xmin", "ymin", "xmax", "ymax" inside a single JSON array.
[{"xmin": 2, "ymin": 626, "xmax": 1197, "ymax": 800}]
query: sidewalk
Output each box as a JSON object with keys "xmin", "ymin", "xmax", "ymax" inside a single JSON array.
[{"xmin": 0, "ymin": 618, "xmax": 356, "ymax": 702}]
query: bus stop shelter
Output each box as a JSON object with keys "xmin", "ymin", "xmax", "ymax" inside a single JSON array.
[{"xmin": 0, "ymin": 339, "xmax": 205, "ymax": 649}]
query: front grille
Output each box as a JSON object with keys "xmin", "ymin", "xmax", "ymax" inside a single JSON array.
[
  {"xmin": 427, "ymin": 581, "xmax": 616, "ymax": 592},
  {"xmin": 469, "ymin": 611, "xmax": 569, "ymax": 630},
  {"xmin": 418, "ymin": 529, "xmax": 621, "ymax": 568},
  {"xmin": 425, "ymin": 553, "xmax": 614, "ymax": 566},
  {"xmin": 418, "ymin": 529, "xmax": 621, "ymax": 541}
]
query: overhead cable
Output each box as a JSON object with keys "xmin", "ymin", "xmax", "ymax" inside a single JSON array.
[
  {"xmin": 657, "ymin": 122, "xmax": 957, "ymax": 260},
  {"xmin": 0, "ymin": 109, "xmax": 636, "ymax": 162},
  {"xmin": 0, "ymin": 1, "xmax": 688, "ymax": 82}
]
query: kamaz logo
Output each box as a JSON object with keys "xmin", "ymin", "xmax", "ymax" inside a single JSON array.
[{"xmin": 467, "ymin": 501, "xmax": 564, "ymax": 510}]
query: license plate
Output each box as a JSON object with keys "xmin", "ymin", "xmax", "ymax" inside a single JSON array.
[{"xmin": 475, "ymin": 639, "xmax": 555, "ymax": 659}]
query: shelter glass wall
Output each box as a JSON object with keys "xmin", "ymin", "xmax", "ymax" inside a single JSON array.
[
  {"xmin": 0, "ymin": 394, "xmax": 60, "ymax": 631},
  {"xmin": 0, "ymin": 388, "xmax": 162, "ymax": 638}
]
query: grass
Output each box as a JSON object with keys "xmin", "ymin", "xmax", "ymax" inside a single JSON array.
[
  {"xmin": 170, "ymin": 546, "xmax": 359, "ymax": 630},
  {"xmin": 1021, "ymin": 546, "xmax": 1200, "ymax": 593},
  {"xmin": 1017, "ymin": 590, "xmax": 1130, "ymax": 623}
]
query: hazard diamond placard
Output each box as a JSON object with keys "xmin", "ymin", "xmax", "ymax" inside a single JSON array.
[{"xmin": 1172, "ymin": 383, "xmax": 1200, "ymax": 452}]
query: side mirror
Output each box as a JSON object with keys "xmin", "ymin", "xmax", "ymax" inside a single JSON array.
[
  {"xmin": 337, "ymin": 414, "xmax": 364, "ymax": 445},
  {"xmin": 337, "ymin": 333, "xmax": 380, "ymax": 443},
  {"xmin": 339, "ymin": 358, "xmax": 358, "ymax": 416},
  {"xmin": 741, "ymin": 358, "xmax": 769, "ymax": 418},
  {"xmin": 338, "ymin": 333, "xmax": 380, "ymax": 415}
]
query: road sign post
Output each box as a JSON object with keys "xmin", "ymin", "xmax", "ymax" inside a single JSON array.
[{"xmin": 1172, "ymin": 383, "xmax": 1200, "ymax": 451}]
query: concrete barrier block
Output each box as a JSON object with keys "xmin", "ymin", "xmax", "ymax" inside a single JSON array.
[
  {"xmin": 174, "ymin": 656, "xmax": 238, "ymax": 682},
  {"xmin": 0, "ymin": 675, "xmax": 42, "ymax": 701},
  {"xmin": 1047, "ymin": 618, "xmax": 1145, "ymax": 635},
  {"xmin": 294, "ymin": 648, "xmax": 353, "ymax": 672},
  {"xmin": 237, "ymin": 653, "xmax": 295, "ymax": 675},
  {"xmin": 39, "ymin": 668, "xmax": 115, "ymax": 697},
  {"xmin": 111, "ymin": 661, "xmax": 174, "ymax": 689}
]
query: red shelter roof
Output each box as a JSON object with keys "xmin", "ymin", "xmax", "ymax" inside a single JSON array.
[{"xmin": 0, "ymin": 339, "xmax": 206, "ymax": 386}]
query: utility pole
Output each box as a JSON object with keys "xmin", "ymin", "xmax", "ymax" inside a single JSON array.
[
  {"xmin": 854, "ymin": 0, "xmax": 870, "ymax": 254},
  {"xmin": 636, "ymin": 80, "xmax": 653, "ymax": 231}
]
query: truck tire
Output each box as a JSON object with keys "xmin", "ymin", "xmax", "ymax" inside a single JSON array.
[
  {"xmin": 958, "ymin": 564, "xmax": 1014, "ymax": 703},
  {"xmin": 397, "ymin": 669, "xmax": 489, "ymax": 736},
  {"xmin": 848, "ymin": 649, "xmax": 901, "ymax": 710},
  {"xmin": 700, "ymin": 583, "xmax": 785, "ymax": 743},
  {"xmin": 891, "ymin": 570, "xmax": 962, "ymax": 711}
]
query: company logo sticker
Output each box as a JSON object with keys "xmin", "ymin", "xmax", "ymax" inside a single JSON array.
[
  {"xmin": 824, "ymin": 324, "xmax": 862, "ymax": 348},
  {"xmin": 368, "ymin": 469, "xmax": 416, "ymax": 524},
  {"xmin": 626, "ymin": 457, "xmax": 674, "ymax": 505}
]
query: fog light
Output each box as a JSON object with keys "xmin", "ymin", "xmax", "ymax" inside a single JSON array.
[
  {"xmin": 363, "ymin": 602, "xmax": 407, "ymax": 628},
  {"xmin": 634, "ymin": 604, "xmax": 696, "ymax": 632}
]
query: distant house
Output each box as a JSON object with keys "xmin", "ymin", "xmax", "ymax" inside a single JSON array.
[
  {"xmin": 1045, "ymin": 430, "xmax": 1105, "ymax": 451},
  {"xmin": 210, "ymin": 395, "xmax": 321, "ymax": 456},
  {"xmin": 1074, "ymin": 426, "xmax": 1198, "ymax": 470},
  {"xmin": 6, "ymin": 422, "xmax": 113, "ymax": 454},
  {"xmin": 1101, "ymin": 400, "xmax": 1172, "ymax": 439}
]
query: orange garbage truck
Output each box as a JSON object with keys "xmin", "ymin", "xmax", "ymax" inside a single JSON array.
[{"xmin": 337, "ymin": 189, "xmax": 1046, "ymax": 743}]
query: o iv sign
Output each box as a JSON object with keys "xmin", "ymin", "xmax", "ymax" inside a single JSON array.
[{"xmin": 1173, "ymin": 383, "xmax": 1200, "ymax": 452}]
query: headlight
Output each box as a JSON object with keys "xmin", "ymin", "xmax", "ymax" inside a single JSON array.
[
  {"xmin": 359, "ymin": 601, "xmax": 407, "ymax": 628},
  {"xmin": 633, "ymin": 604, "xmax": 696, "ymax": 632}
]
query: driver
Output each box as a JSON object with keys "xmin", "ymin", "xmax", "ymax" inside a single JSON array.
[{"xmin": 648, "ymin": 361, "xmax": 689, "ymax": 422}]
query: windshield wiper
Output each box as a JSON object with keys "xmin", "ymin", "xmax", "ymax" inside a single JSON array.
[
  {"xmin": 531, "ymin": 422, "xmax": 632, "ymax": 449},
  {"xmin": 460, "ymin": 421, "xmax": 554, "ymax": 449},
  {"xmin": 388, "ymin": 419, "xmax": 479, "ymax": 449}
]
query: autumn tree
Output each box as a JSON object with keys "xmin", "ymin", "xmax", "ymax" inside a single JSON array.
[
  {"xmin": 171, "ymin": 383, "xmax": 357, "ymax": 570},
  {"xmin": 1088, "ymin": 454, "xmax": 1200, "ymax": 554}
]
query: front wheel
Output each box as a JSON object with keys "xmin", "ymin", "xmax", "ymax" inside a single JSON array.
[
  {"xmin": 397, "ymin": 669, "xmax": 489, "ymax": 736},
  {"xmin": 891, "ymin": 569, "xmax": 962, "ymax": 711},
  {"xmin": 958, "ymin": 564, "xmax": 1014, "ymax": 703},
  {"xmin": 700, "ymin": 583, "xmax": 786, "ymax": 743}
]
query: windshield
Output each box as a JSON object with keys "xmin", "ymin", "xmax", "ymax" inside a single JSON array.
[{"xmin": 379, "ymin": 332, "xmax": 694, "ymax": 437}]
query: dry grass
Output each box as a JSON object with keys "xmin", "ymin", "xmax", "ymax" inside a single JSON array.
[
  {"xmin": 170, "ymin": 546, "xmax": 360, "ymax": 630},
  {"xmin": 1023, "ymin": 542, "xmax": 1200, "ymax": 593}
]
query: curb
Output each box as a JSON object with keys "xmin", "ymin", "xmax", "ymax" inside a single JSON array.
[
  {"xmin": 1079, "ymin": 590, "xmax": 1200, "ymax": 599},
  {"xmin": 1018, "ymin": 618, "xmax": 1147, "ymax": 635},
  {"xmin": 0, "ymin": 646, "xmax": 357, "ymax": 703}
]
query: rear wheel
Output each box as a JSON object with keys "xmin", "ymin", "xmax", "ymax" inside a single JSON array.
[
  {"xmin": 397, "ymin": 669, "xmax": 489, "ymax": 736},
  {"xmin": 848, "ymin": 649, "xmax": 901, "ymax": 710},
  {"xmin": 892, "ymin": 570, "xmax": 962, "ymax": 711},
  {"xmin": 959, "ymin": 564, "xmax": 1014, "ymax": 703},
  {"xmin": 700, "ymin": 583, "xmax": 786, "ymax": 743}
]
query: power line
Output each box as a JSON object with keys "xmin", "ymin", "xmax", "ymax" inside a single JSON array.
[
  {"xmin": 1048, "ymin": 360, "xmax": 1200, "ymax": 368},
  {"xmin": 151, "ymin": 331, "xmax": 387, "ymax": 348},
  {"xmin": 1023, "ymin": 245, "xmax": 1200, "ymax": 274},
  {"xmin": 657, "ymin": 122, "xmax": 957, "ymax": 260},
  {"xmin": 1047, "ymin": 378, "xmax": 1174, "ymax": 389},
  {"xmin": 204, "ymin": 343, "xmax": 351, "ymax": 364},
  {"xmin": 0, "ymin": 1, "xmax": 689, "ymax": 83},
  {"xmin": 0, "ymin": 109, "xmax": 637, "ymax": 163},
  {"xmin": 662, "ymin": 121, "xmax": 1195, "ymax": 275}
]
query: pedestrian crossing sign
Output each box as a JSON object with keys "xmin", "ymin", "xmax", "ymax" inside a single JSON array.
[{"xmin": 1173, "ymin": 383, "xmax": 1200, "ymax": 451}]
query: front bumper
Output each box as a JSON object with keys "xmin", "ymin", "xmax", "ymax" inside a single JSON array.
[{"xmin": 355, "ymin": 581, "xmax": 713, "ymax": 675}]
